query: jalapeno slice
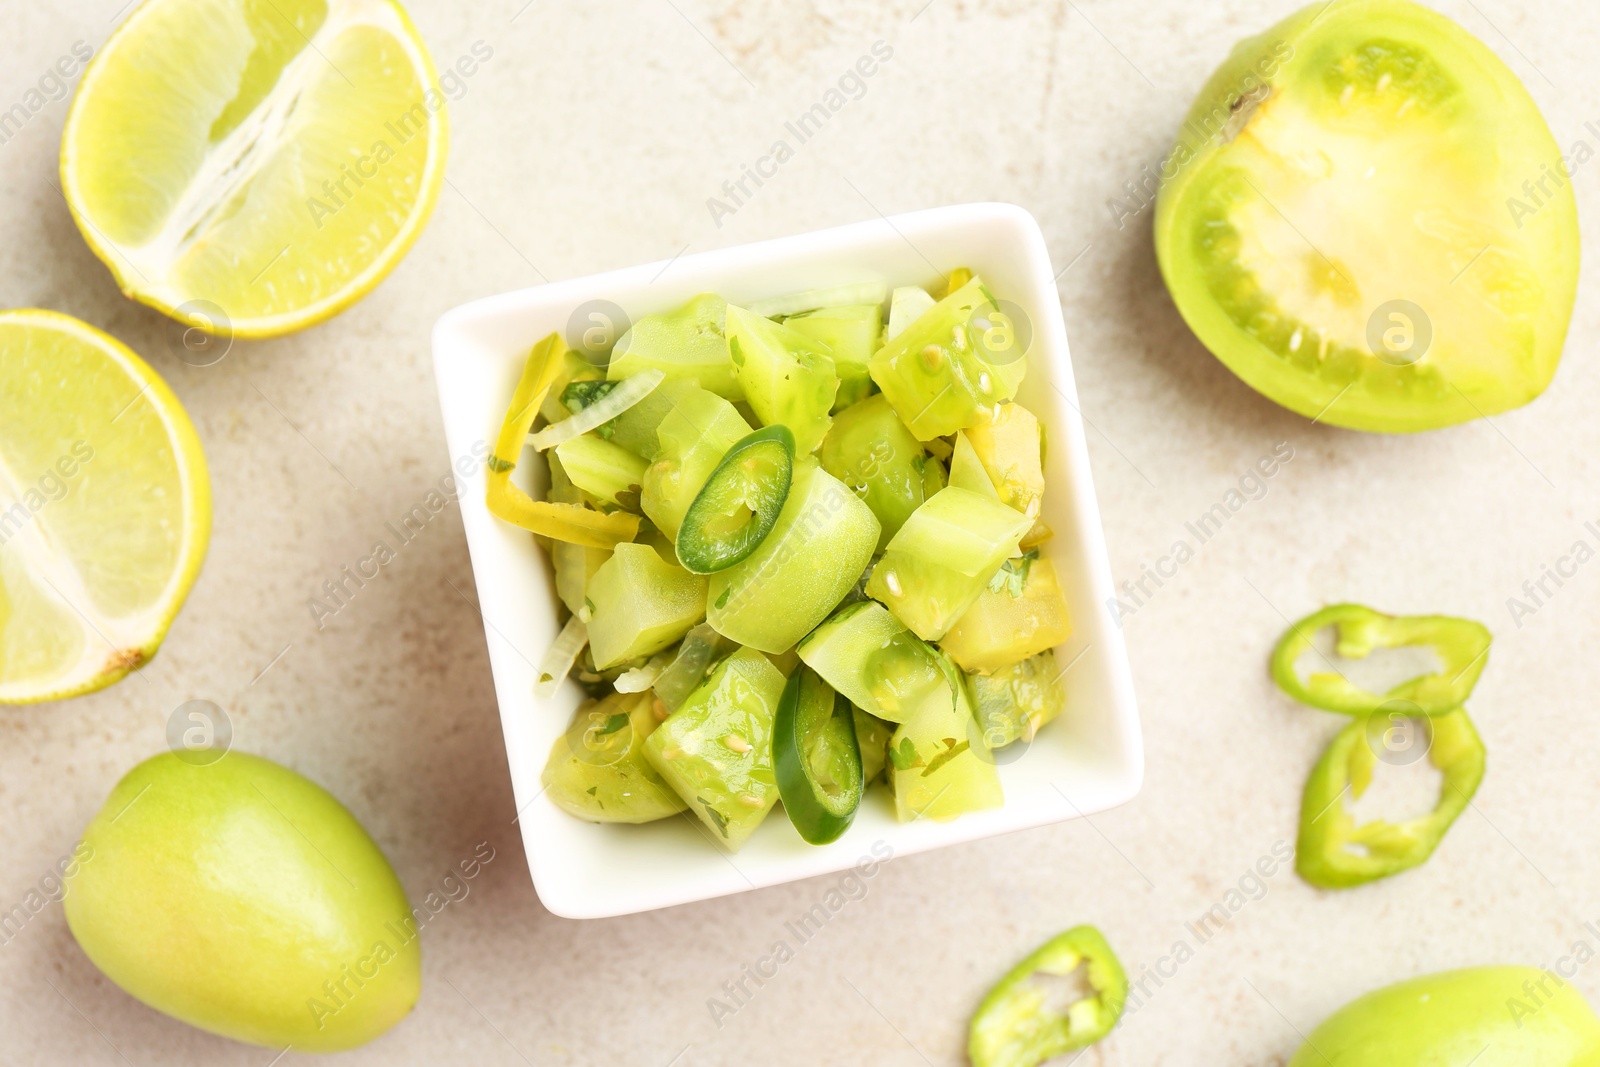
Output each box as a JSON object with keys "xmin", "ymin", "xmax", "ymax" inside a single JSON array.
[
  {"xmin": 1296, "ymin": 705, "xmax": 1485, "ymax": 889},
  {"xmin": 968, "ymin": 925, "xmax": 1128, "ymax": 1067},
  {"xmin": 773, "ymin": 666, "xmax": 863, "ymax": 845},
  {"xmin": 674, "ymin": 425, "xmax": 794, "ymax": 574},
  {"xmin": 1270, "ymin": 603, "xmax": 1491, "ymax": 717}
]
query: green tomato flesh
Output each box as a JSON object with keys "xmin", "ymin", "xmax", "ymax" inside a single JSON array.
[
  {"xmin": 608, "ymin": 293, "xmax": 742, "ymax": 400},
  {"xmin": 820, "ymin": 394, "xmax": 935, "ymax": 551},
  {"xmin": 552, "ymin": 432, "xmax": 646, "ymax": 509},
  {"xmin": 726, "ymin": 304, "xmax": 838, "ymax": 455},
  {"xmin": 852, "ymin": 706, "xmax": 894, "ymax": 784},
  {"xmin": 541, "ymin": 691, "xmax": 687, "ymax": 823},
  {"xmin": 972, "ymin": 649, "xmax": 1066, "ymax": 749},
  {"xmin": 1289, "ymin": 967, "xmax": 1600, "ymax": 1066},
  {"xmin": 586, "ymin": 542, "xmax": 707, "ymax": 669},
  {"xmin": 866, "ymin": 486, "xmax": 1032, "ymax": 640},
  {"xmin": 887, "ymin": 652, "xmax": 1002, "ymax": 822},
  {"xmin": 63, "ymin": 753, "xmax": 419, "ymax": 1053},
  {"xmin": 783, "ymin": 303, "xmax": 882, "ymax": 410},
  {"xmin": 798, "ymin": 601, "xmax": 946, "ymax": 724},
  {"xmin": 1154, "ymin": 0, "xmax": 1579, "ymax": 433},
  {"xmin": 869, "ymin": 277, "xmax": 1025, "ymax": 440},
  {"xmin": 640, "ymin": 383, "xmax": 753, "ymax": 539},
  {"xmin": 644, "ymin": 647, "xmax": 787, "ymax": 851},
  {"xmin": 706, "ymin": 462, "xmax": 880, "ymax": 654}
]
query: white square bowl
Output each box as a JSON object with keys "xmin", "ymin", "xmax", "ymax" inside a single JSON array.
[{"xmin": 431, "ymin": 202, "xmax": 1142, "ymax": 919}]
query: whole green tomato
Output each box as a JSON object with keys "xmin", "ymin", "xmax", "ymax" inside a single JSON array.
[
  {"xmin": 1290, "ymin": 967, "xmax": 1600, "ymax": 1065},
  {"xmin": 64, "ymin": 752, "xmax": 421, "ymax": 1052},
  {"xmin": 1154, "ymin": 0, "xmax": 1579, "ymax": 433}
]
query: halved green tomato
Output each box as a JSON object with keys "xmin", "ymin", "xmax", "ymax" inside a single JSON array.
[
  {"xmin": 773, "ymin": 667, "xmax": 863, "ymax": 844},
  {"xmin": 1154, "ymin": 0, "xmax": 1579, "ymax": 433},
  {"xmin": 675, "ymin": 425, "xmax": 794, "ymax": 574}
]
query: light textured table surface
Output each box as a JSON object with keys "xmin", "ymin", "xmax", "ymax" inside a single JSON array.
[{"xmin": 3, "ymin": 1, "xmax": 1599, "ymax": 1064}]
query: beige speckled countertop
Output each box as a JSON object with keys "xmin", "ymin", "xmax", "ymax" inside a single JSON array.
[{"xmin": 4, "ymin": 1, "xmax": 1600, "ymax": 1064}]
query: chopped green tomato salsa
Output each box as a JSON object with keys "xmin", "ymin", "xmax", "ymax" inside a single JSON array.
[
  {"xmin": 644, "ymin": 647, "xmax": 787, "ymax": 851},
  {"xmin": 773, "ymin": 667, "xmax": 864, "ymax": 844},
  {"xmin": 1297, "ymin": 706, "xmax": 1486, "ymax": 889},
  {"xmin": 798, "ymin": 601, "xmax": 945, "ymax": 724},
  {"xmin": 947, "ymin": 431, "xmax": 1000, "ymax": 498},
  {"xmin": 640, "ymin": 382, "xmax": 753, "ymax": 539},
  {"xmin": 971, "ymin": 650, "xmax": 1066, "ymax": 749},
  {"xmin": 852, "ymin": 706, "xmax": 894, "ymax": 784},
  {"xmin": 819, "ymin": 394, "xmax": 935, "ymax": 551},
  {"xmin": 608, "ymin": 293, "xmax": 742, "ymax": 400},
  {"xmin": 541, "ymin": 692, "xmax": 687, "ymax": 823},
  {"xmin": 783, "ymin": 303, "xmax": 882, "ymax": 411},
  {"xmin": 866, "ymin": 486, "xmax": 1033, "ymax": 641},
  {"xmin": 870, "ymin": 276, "xmax": 1026, "ymax": 440},
  {"xmin": 725, "ymin": 304, "xmax": 838, "ymax": 455},
  {"xmin": 586, "ymin": 543, "xmax": 707, "ymax": 669},
  {"xmin": 969, "ymin": 926, "xmax": 1128, "ymax": 1067},
  {"xmin": 552, "ymin": 433, "xmax": 646, "ymax": 510},
  {"xmin": 706, "ymin": 462, "xmax": 879, "ymax": 654},
  {"xmin": 675, "ymin": 425, "xmax": 794, "ymax": 574},
  {"xmin": 493, "ymin": 277, "xmax": 1079, "ymax": 842},
  {"xmin": 887, "ymin": 652, "xmax": 1002, "ymax": 822},
  {"xmin": 1271, "ymin": 603, "xmax": 1492, "ymax": 717},
  {"xmin": 943, "ymin": 556, "xmax": 1072, "ymax": 674}
]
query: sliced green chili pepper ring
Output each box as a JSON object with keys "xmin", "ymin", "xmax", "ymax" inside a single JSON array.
[
  {"xmin": 1296, "ymin": 706, "xmax": 1486, "ymax": 890},
  {"xmin": 968, "ymin": 925, "xmax": 1128, "ymax": 1067},
  {"xmin": 675, "ymin": 425, "xmax": 794, "ymax": 574},
  {"xmin": 773, "ymin": 666, "xmax": 863, "ymax": 845},
  {"xmin": 1270, "ymin": 603, "xmax": 1492, "ymax": 717}
]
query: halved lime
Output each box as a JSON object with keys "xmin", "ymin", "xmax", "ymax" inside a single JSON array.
[
  {"xmin": 0, "ymin": 311, "xmax": 211, "ymax": 702},
  {"xmin": 61, "ymin": 0, "xmax": 448, "ymax": 337}
]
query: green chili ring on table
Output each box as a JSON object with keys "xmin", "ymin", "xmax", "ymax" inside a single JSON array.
[
  {"xmin": 968, "ymin": 924, "xmax": 1128, "ymax": 1067},
  {"xmin": 1270, "ymin": 603, "xmax": 1492, "ymax": 717},
  {"xmin": 772, "ymin": 666, "xmax": 863, "ymax": 845},
  {"xmin": 1296, "ymin": 706, "xmax": 1486, "ymax": 889},
  {"xmin": 675, "ymin": 425, "xmax": 795, "ymax": 574}
]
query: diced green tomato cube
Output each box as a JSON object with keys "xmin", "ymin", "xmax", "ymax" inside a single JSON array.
[
  {"xmin": 922, "ymin": 453, "xmax": 947, "ymax": 497},
  {"xmin": 586, "ymin": 542, "xmax": 707, "ymax": 669},
  {"xmin": 886, "ymin": 285, "xmax": 935, "ymax": 341},
  {"xmin": 853, "ymin": 706, "xmax": 893, "ymax": 784},
  {"xmin": 964, "ymin": 402, "xmax": 1045, "ymax": 521},
  {"xmin": 553, "ymin": 541, "xmax": 609, "ymax": 620},
  {"xmin": 607, "ymin": 378, "xmax": 692, "ymax": 461},
  {"xmin": 726, "ymin": 304, "xmax": 838, "ymax": 455},
  {"xmin": 552, "ymin": 433, "xmax": 647, "ymax": 509},
  {"xmin": 972, "ymin": 650, "xmax": 1066, "ymax": 749},
  {"xmin": 865, "ymin": 486, "xmax": 1031, "ymax": 640},
  {"xmin": 640, "ymin": 385, "xmax": 752, "ymax": 538},
  {"xmin": 784, "ymin": 303, "xmax": 882, "ymax": 411},
  {"xmin": 819, "ymin": 394, "xmax": 933, "ymax": 552},
  {"xmin": 947, "ymin": 431, "xmax": 999, "ymax": 498},
  {"xmin": 797, "ymin": 602, "xmax": 945, "ymax": 724},
  {"xmin": 869, "ymin": 277, "xmax": 1023, "ymax": 439},
  {"xmin": 644, "ymin": 647, "xmax": 787, "ymax": 850},
  {"xmin": 943, "ymin": 557, "xmax": 1073, "ymax": 674},
  {"xmin": 887, "ymin": 655, "xmax": 1002, "ymax": 822},
  {"xmin": 608, "ymin": 293, "xmax": 742, "ymax": 400},
  {"xmin": 706, "ymin": 462, "xmax": 880, "ymax": 654},
  {"xmin": 541, "ymin": 692, "xmax": 687, "ymax": 823}
]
